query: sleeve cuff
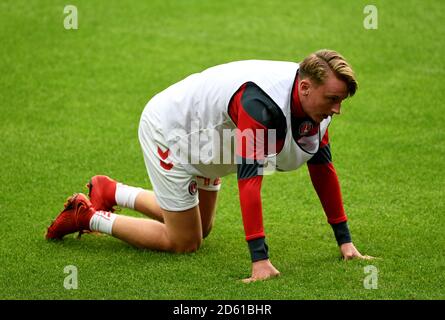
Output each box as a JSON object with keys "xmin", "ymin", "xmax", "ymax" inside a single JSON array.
[
  {"xmin": 247, "ymin": 237, "xmax": 269, "ymax": 262},
  {"xmin": 330, "ymin": 221, "xmax": 352, "ymax": 246}
]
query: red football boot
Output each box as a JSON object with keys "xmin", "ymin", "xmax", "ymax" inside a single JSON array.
[
  {"xmin": 46, "ymin": 193, "xmax": 95, "ymax": 240},
  {"xmin": 86, "ymin": 175, "xmax": 117, "ymax": 212}
]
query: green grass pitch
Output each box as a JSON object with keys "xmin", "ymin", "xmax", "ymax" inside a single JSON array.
[{"xmin": 0, "ymin": 0, "xmax": 444, "ymax": 299}]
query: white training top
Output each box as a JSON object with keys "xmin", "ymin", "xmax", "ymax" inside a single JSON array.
[{"xmin": 140, "ymin": 60, "xmax": 330, "ymax": 178}]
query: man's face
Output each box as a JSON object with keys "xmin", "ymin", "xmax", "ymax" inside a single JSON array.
[{"xmin": 299, "ymin": 71, "xmax": 349, "ymax": 123}]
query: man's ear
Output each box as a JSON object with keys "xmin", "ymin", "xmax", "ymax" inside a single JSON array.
[{"xmin": 299, "ymin": 79, "xmax": 311, "ymax": 96}]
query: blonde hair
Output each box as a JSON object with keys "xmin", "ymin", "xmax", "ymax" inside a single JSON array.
[{"xmin": 299, "ymin": 49, "xmax": 358, "ymax": 96}]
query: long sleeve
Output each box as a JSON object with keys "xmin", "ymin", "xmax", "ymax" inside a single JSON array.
[
  {"xmin": 308, "ymin": 160, "xmax": 347, "ymax": 225},
  {"xmin": 228, "ymin": 82, "xmax": 286, "ymax": 261},
  {"xmin": 307, "ymin": 130, "xmax": 352, "ymax": 245}
]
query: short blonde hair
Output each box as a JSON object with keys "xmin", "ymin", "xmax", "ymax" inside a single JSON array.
[{"xmin": 299, "ymin": 49, "xmax": 358, "ymax": 96}]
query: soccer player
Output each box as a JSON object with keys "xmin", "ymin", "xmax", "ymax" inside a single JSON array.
[{"xmin": 46, "ymin": 49, "xmax": 373, "ymax": 282}]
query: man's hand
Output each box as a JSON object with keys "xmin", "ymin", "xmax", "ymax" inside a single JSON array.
[
  {"xmin": 242, "ymin": 259, "xmax": 280, "ymax": 283},
  {"xmin": 340, "ymin": 242, "xmax": 374, "ymax": 260}
]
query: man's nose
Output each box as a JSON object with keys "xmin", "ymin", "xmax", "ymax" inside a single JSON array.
[{"xmin": 331, "ymin": 103, "xmax": 341, "ymax": 115}]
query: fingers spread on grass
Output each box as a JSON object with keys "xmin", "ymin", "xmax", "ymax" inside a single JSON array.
[
  {"xmin": 343, "ymin": 254, "xmax": 376, "ymax": 261},
  {"xmin": 241, "ymin": 273, "xmax": 280, "ymax": 284},
  {"xmin": 242, "ymin": 277, "xmax": 256, "ymax": 284}
]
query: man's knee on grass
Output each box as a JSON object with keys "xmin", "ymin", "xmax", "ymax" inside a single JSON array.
[
  {"xmin": 171, "ymin": 238, "xmax": 202, "ymax": 253},
  {"xmin": 202, "ymin": 221, "xmax": 213, "ymax": 239}
]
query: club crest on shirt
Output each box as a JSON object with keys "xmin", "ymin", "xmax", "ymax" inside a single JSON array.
[
  {"xmin": 298, "ymin": 121, "xmax": 313, "ymax": 136},
  {"xmin": 188, "ymin": 180, "xmax": 198, "ymax": 195}
]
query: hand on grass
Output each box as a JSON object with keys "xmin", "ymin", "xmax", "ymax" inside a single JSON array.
[
  {"xmin": 340, "ymin": 242, "xmax": 374, "ymax": 260},
  {"xmin": 242, "ymin": 259, "xmax": 280, "ymax": 283}
]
